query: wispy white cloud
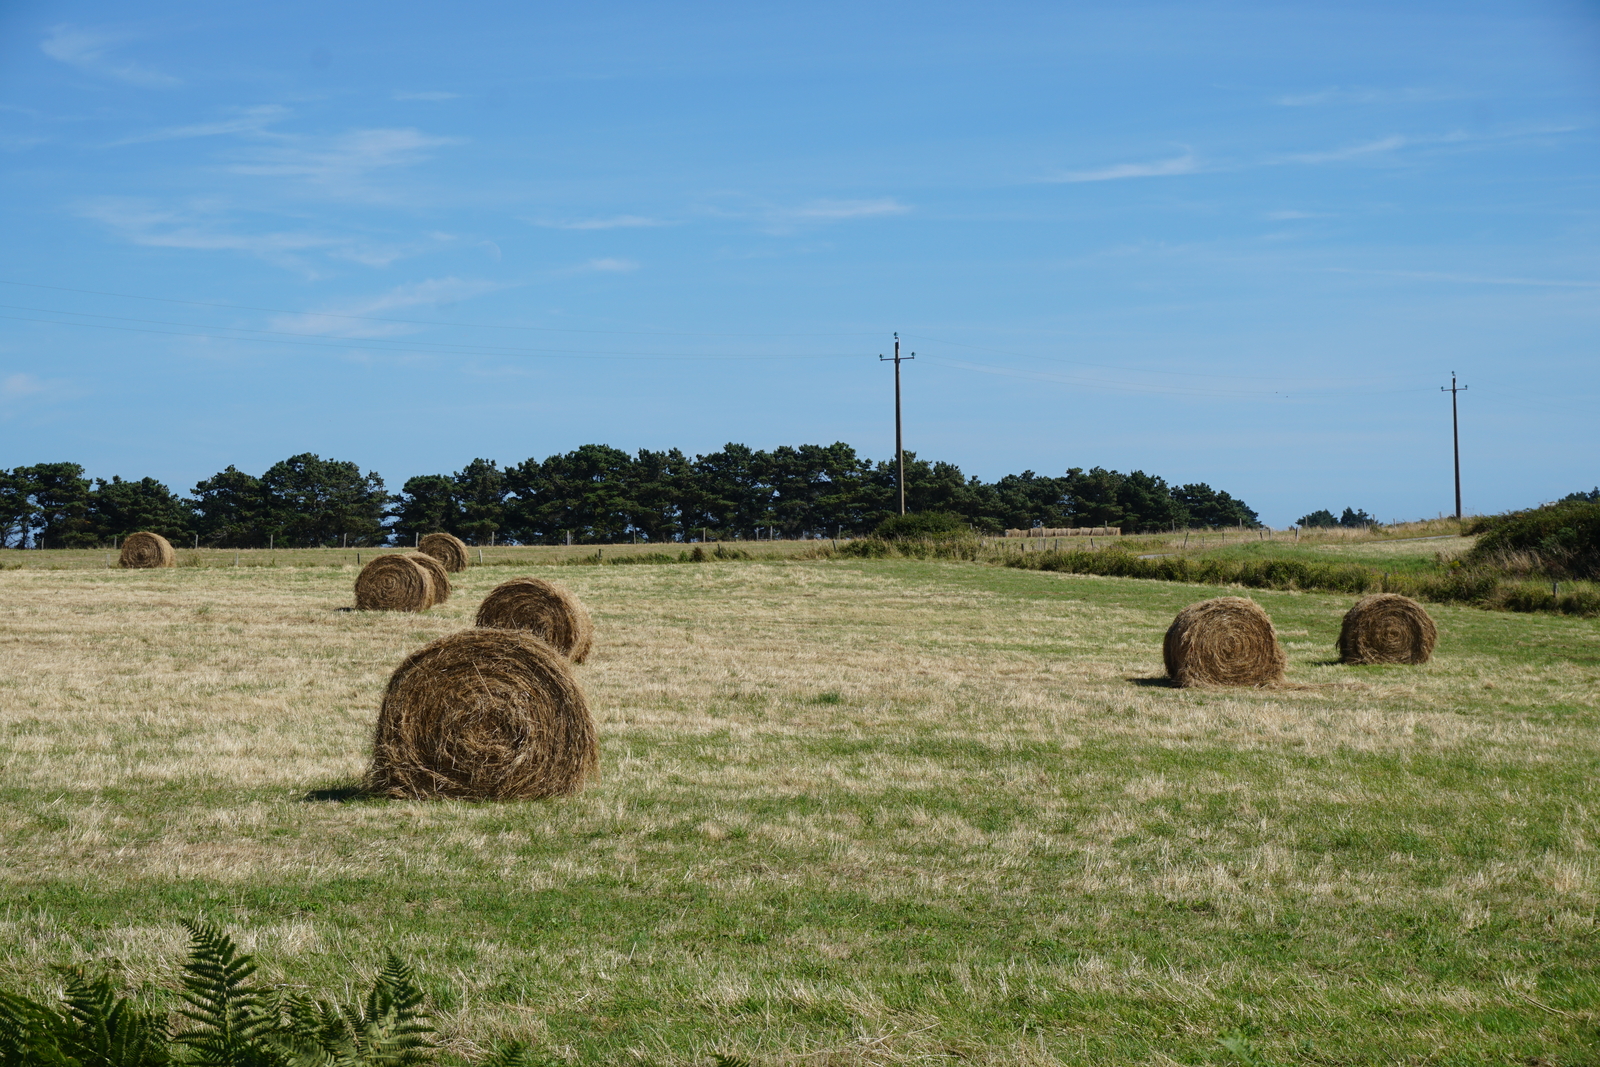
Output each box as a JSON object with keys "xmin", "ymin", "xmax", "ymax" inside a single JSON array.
[
  {"xmin": 393, "ymin": 91, "xmax": 462, "ymax": 101},
  {"xmin": 270, "ymin": 278, "xmax": 505, "ymax": 337},
  {"xmin": 782, "ymin": 198, "xmax": 910, "ymax": 220},
  {"xmin": 1049, "ymin": 153, "xmax": 1199, "ymax": 183},
  {"xmin": 115, "ymin": 105, "xmax": 289, "ymax": 145},
  {"xmin": 3, "ymin": 373, "xmax": 47, "ymax": 400},
  {"xmin": 1326, "ymin": 267, "xmax": 1600, "ymax": 289},
  {"xmin": 79, "ymin": 199, "xmax": 337, "ymax": 260},
  {"xmin": 41, "ymin": 24, "xmax": 178, "ymax": 88},
  {"xmin": 76, "ymin": 197, "xmax": 428, "ymax": 272},
  {"xmin": 712, "ymin": 197, "xmax": 912, "ymax": 233},
  {"xmin": 579, "ymin": 258, "xmax": 640, "ymax": 273},
  {"xmin": 1275, "ymin": 86, "xmax": 1465, "ymax": 107},
  {"xmin": 1278, "ymin": 135, "xmax": 1407, "ymax": 165},
  {"xmin": 529, "ymin": 214, "xmax": 670, "ymax": 230},
  {"xmin": 225, "ymin": 127, "xmax": 459, "ymax": 197}
]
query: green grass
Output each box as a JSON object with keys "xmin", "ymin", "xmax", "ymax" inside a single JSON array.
[{"xmin": 1, "ymin": 556, "xmax": 1598, "ymax": 1065}]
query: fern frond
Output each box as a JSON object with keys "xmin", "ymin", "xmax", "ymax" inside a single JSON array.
[
  {"xmin": 344, "ymin": 955, "xmax": 433, "ymax": 1067},
  {"xmin": 0, "ymin": 989, "xmax": 75, "ymax": 1067},
  {"xmin": 173, "ymin": 922, "xmax": 285, "ymax": 1067},
  {"xmin": 58, "ymin": 972, "xmax": 168, "ymax": 1067}
]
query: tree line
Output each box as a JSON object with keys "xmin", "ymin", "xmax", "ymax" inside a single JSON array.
[{"xmin": 0, "ymin": 443, "xmax": 1260, "ymax": 549}]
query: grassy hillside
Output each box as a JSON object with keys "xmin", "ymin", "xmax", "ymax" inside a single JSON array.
[{"xmin": 2, "ymin": 556, "xmax": 1598, "ymax": 1064}]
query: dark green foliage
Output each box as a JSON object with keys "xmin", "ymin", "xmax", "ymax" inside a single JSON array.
[
  {"xmin": 173, "ymin": 921, "xmax": 282, "ymax": 1067},
  {"xmin": 274, "ymin": 954, "xmax": 434, "ymax": 1067},
  {"xmin": 1002, "ymin": 544, "xmax": 1595, "ymax": 616},
  {"xmin": 89, "ymin": 478, "xmax": 193, "ymax": 545},
  {"xmin": 257, "ymin": 455, "xmax": 389, "ymax": 548},
  {"xmin": 1173, "ymin": 483, "xmax": 1258, "ymax": 529},
  {"xmin": 873, "ymin": 511, "xmax": 969, "ymax": 539},
  {"xmin": 191, "ymin": 458, "xmax": 388, "ymax": 549},
  {"xmin": 0, "ymin": 924, "xmax": 450, "ymax": 1067},
  {"xmin": 1465, "ymin": 500, "xmax": 1600, "ymax": 580},
  {"xmin": 0, "ymin": 972, "xmax": 168, "ymax": 1067},
  {"xmin": 389, "ymin": 476, "xmax": 456, "ymax": 546},
  {"xmin": 14, "ymin": 463, "xmax": 94, "ymax": 548},
  {"xmin": 190, "ymin": 467, "xmax": 267, "ymax": 548},
  {"xmin": 1559, "ymin": 487, "xmax": 1599, "ymax": 504},
  {"xmin": 1296, "ymin": 508, "xmax": 1374, "ymax": 529},
  {"xmin": 0, "ymin": 468, "xmax": 38, "ymax": 548},
  {"xmin": 59, "ymin": 972, "xmax": 171, "ymax": 1067},
  {"xmin": 19, "ymin": 445, "xmax": 1260, "ymax": 547}
]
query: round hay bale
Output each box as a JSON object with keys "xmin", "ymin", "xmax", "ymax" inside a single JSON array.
[
  {"xmin": 118, "ymin": 531, "xmax": 176, "ymax": 569},
  {"xmin": 355, "ymin": 554, "xmax": 435, "ymax": 612},
  {"xmin": 367, "ymin": 628, "xmax": 598, "ymax": 800},
  {"xmin": 1163, "ymin": 596, "xmax": 1286, "ymax": 687},
  {"xmin": 1338, "ymin": 593, "xmax": 1437, "ymax": 665},
  {"xmin": 405, "ymin": 552, "xmax": 451, "ymax": 605},
  {"xmin": 418, "ymin": 532, "xmax": 470, "ymax": 572},
  {"xmin": 475, "ymin": 577, "xmax": 594, "ymax": 662}
]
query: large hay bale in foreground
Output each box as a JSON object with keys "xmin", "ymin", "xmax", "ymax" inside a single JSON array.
[
  {"xmin": 475, "ymin": 577, "xmax": 594, "ymax": 662},
  {"xmin": 367, "ymin": 629, "xmax": 598, "ymax": 800},
  {"xmin": 355, "ymin": 555, "xmax": 435, "ymax": 612},
  {"xmin": 418, "ymin": 532, "xmax": 470, "ymax": 572},
  {"xmin": 1338, "ymin": 593, "xmax": 1437, "ymax": 665},
  {"xmin": 405, "ymin": 552, "xmax": 451, "ymax": 605},
  {"xmin": 119, "ymin": 532, "xmax": 176, "ymax": 569},
  {"xmin": 1163, "ymin": 596, "xmax": 1286, "ymax": 687}
]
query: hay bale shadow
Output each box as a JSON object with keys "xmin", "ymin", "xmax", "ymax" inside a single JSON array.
[
  {"xmin": 300, "ymin": 784, "xmax": 372, "ymax": 803},
  {"xmin": 1128, "ymin": 675, "xmax": 1178, "ymax": 688}
]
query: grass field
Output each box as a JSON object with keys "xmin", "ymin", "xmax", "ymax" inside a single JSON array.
[{"xmin": 2, "ymin": 553, "xmax": 1599, "ymax": 1065}]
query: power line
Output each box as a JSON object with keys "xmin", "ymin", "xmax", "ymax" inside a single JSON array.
[
  {"xmin": 0, "ymin": 278, "xmax": 878, "ymax": 339},
  {"xmin": 0, "ymin": 313, "xmax": 859, "ymax": 361},
  {"xmin": 902, "ymin": 330, "xmax": 1410, "ymax": 385}
]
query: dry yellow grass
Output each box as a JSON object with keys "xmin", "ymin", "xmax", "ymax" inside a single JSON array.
[{"xmin": 0, "ymin": 557, "xmax": 1597, "ymax": 1063}]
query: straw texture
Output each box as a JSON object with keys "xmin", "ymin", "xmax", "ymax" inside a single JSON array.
[
  {"xmin": 367, "ymin": 628, "xmax": 598, "ymax": 800},
  {"xmin": 475, "ymin": 577, "xmax": 595, "ymax": 662},
  {"xmin": 418, "ymin": 532, "xmax": 470, "ymax": 572},
  {"xmin": 405, "ymin": 552, "xmax": 452, "ymax": 605},
  {"xmin": 118, "ymin": 532, "xmax": 176, "ymax": 569},
  {"xmin": 1338, "ymin": 593, "xmax": 1437, "ymax": 665},
  {"xmin": 354, "ymin": 555, "xmax": 435, "ymax": 612},
  {"xmin": 1163, "ymin": 596, "xmax": 1286, "ymax": 687}
]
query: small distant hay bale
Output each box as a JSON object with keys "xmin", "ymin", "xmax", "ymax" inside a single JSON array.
[
  {"xmin": 367, "ymin": 629, "xmax": 599, "ymax": 800},
  {"xmin": 475, "ymin": 577, "xmax": 594, "ymax": 662},
  {"xmin": 405, "ymin": 552, "xmax": 451, "ymax": 604},
  {"xmin": 1163, "ymin": 596, "xmax": 1286, "ymax": 687},
  {"xmin": 1338, "ymin": 593, "xmax": 1437, "ymax": 665},
  {"xmin": 119, "ymin": 532, "xmax": 175, "ymax": 569},
  {"xmin": 418, "ymin": 532, "xmax": 470, "ymax": 572},
  {"xmin": 355, "ymin": 554, "xmax": 435, "ymax": 612}
]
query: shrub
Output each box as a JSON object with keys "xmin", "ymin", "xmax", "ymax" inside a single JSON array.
[
  {"xmin": 1295, "ymin": 509, "xmax": 1337, "ymax": 528},
  {"xmin": 1465, "ymin": 500, "xmax": 1600, "ymax": 580},
  {"xmin": 873, "ymin": 512, "xmax": 970, "ymax": 540}
]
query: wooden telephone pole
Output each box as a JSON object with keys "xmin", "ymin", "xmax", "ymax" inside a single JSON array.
[
  {"xmin": 1442, "ymin": 371, "xmax": 1468, "ymax": 521},
  {"xmin": 880, "ymin": 334, "xmax": 914, "ymax": 515}
]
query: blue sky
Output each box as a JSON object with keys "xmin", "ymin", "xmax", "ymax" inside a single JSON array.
[{"xmin": 1, "ymin": 1, "xmax": 1596, "ymax": 526}]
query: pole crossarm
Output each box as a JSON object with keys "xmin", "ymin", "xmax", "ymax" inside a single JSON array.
[{"xmin": 880, "ymin": 333, "xmax": 915, "ymax": 516}]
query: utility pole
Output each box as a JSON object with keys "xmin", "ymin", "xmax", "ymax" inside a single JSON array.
[
  {"xmin": 1442, "ymin": 372, "xmax": 1468, "ymax": 521},
  {"xmin": 879, "ymin": 333, "xmax": 915, "ymax": 515}
]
